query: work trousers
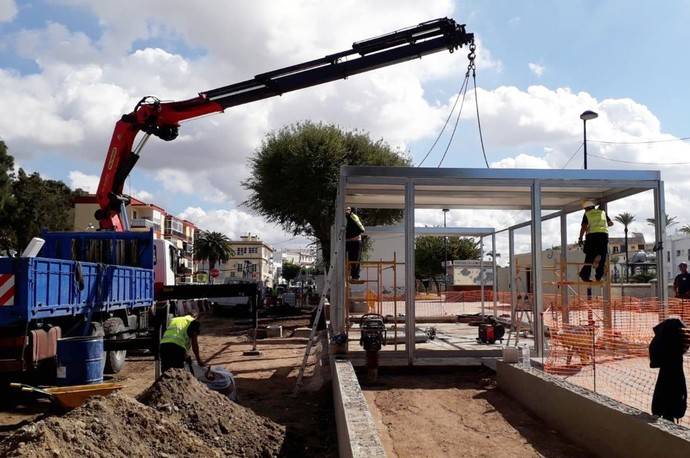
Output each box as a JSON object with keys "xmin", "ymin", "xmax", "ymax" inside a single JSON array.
[
  {"xmin": 346, "ymin": 239, "xmax": 362, "ymax": 279},
  {"xmin": 160, "ymin": 342, "xmax": 187, "ymax": 373},
  {"xmin": 579, "ymin": 233, "xmax": 608, "ymax": 281}
]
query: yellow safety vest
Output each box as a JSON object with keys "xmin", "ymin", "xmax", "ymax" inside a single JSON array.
[
  {"xmin": 161, "ymin": 315, "xmax": 195, "ymax": 351},
  {"xmin": 586, "ymin": 209, "xmax": 608, "ymax": 234}
]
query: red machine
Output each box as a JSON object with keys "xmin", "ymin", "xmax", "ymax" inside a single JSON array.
[{"xmin": 95, "ymin": 18, "xmax": 474, "ymax": 230}]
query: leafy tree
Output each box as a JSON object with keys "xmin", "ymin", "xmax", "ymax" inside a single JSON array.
[
  {"xmin": 0, "ymin": 141, "xmax": 13, "ymax": 214},
  {"xmin": 679, "ymin": 225, "xmax": 690, "ymax": 235},
  {"xmin": 194, "ymin": 231, "xmax": 234, "ymax": 283},
  {"xmin": 614, "ymin": 212, "xmax": 635, "ymax": 282},
  {"xmin": 0, "ymin": 141, "xmax": 15, "ymax": 251},
  {"xmin": 415, "ymin": 236, "xmax": 481, "ymax": 287},
  {"xmin": 646, "ymin": 214, "xmax": 677, "ymax": 230},
  {"xmin": 4, "ymin": 169, "xmax": 75, "ymax": 252},
  {"xmin": 281, "ymin": 261, "xmax": 301, "ymax": 283},
  {"xmin": 243, "ymin": 122, "xmax": 410, "ymax": 265}
]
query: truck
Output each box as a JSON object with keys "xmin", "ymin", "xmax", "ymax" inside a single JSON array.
[{"xmin": 0, "ymin": 18, "xmax": 474, "ymax": 380}]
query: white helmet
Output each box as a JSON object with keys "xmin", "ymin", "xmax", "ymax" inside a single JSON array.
[{"xmin": 581, "ymin": 200, "xmax": 596, "ymax": 209}]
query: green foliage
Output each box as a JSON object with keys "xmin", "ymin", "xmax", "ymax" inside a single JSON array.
[
  {"xmin": 0, "ymin": 141, "xmax": 13, "ymax": 215},
  {"xmin": 415, "ymin": 236, "xmax": 481, "ymax": 278},
  {"xmin": 194, "ymin": 231, "xmax": 234, "ymax": 275},
  {"xmin": 243, "ymin": 122, "xmax": 410, "ymax": 264},
  {"xmin": 614, "ymin": 212, "xmax": 635, "ymax": 229},
  {"xmin": 646, "ymin": 214, "xmax": 677, "ymax": 228},
  {"xmin": 281, "ymin": 261, "xmax": 302, "ymax": 282},
  {"xmin": 679, "ymin": 225, "xmax": 690, "ymax": 235}
]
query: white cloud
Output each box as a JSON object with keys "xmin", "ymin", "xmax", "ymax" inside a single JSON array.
[
  {"xmin": 490, "ymin": 153, "xmax": 551, "ymax": 169},
  {"xmin": 68, "ymin": 170, "xmax": 99, "ymax": 192},
  {"xmin": 178, "ymin": 206, "xmax": 311, "ymax": 246},
  {"xmin": 68, "ymin": 170, "xmax": 155, "ymax": 203},
  {"xmin": 528, "ymin": 62, "xmax": 545, "ymax": 77},
  {"xmin": 0, "ymin": 0, "xmax": 17, "ymax": 22}
]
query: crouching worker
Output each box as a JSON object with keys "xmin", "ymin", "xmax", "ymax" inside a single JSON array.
[{"xmin": 160, "ymin": 315, "xmax": 206, "ymax": 373}]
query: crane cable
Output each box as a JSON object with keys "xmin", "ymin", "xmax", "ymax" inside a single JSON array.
[
  {"xmin": 417, "ymin": 75, "xmax": 469, "ymax": 167},
  {"xmin": 436, "ymin": 42, "xmax": 489, "ymax": 167},
  {"xmin": 470, "ymin": 45, "xmax": 490, "ymax": 168}
]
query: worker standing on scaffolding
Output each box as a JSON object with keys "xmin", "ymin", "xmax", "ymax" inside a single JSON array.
[
  {"xmin": 578, "ymin": 200, "xmax": 614, "ymax": 282},
  {"xmin": 345, "ymin": 207, "xmax": 365, "ymax": 280}
]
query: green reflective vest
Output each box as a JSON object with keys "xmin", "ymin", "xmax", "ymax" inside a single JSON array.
[
  {"xmin": 161, "ymin": 315, "xmax": 195, "ymax": 351},
  {"xmin": 586, "ymin": 209, "xmax": 608, "ymax": 234}
]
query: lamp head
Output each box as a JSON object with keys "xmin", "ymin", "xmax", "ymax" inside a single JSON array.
[{"xmin": 580, "ymin": 110, "xmax": 599, "ymax": 121}]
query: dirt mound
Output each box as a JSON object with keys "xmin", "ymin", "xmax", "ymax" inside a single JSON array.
[
  {"xmin": 138, "ymin": 369, "xmax": 285, "ymax": 457},
  {"xmin": 0, "ymin": 393, "xmax": 217, "ymax": 458}
]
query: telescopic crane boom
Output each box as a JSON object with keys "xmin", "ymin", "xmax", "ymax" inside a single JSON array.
[{"xmin": 96, "ymin": 18, "xmax": 474, "ymax": 230}]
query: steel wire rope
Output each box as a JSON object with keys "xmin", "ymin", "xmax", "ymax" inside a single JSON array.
[
  {"xmin": 416, "ymin": 75, "xmax": 469, "ymax": 167},
  {"xmin": 589, "ymin": 136, "xmax": 690, "ymax": 145},
  {"xmin": 471, "ymin": 65, "xmax": 490, "ymax": 168},
  {"xmin": 437, "ymin": 75, "xmax": 471, "ymax": 167},
  {"xmin": 587, "ymin": 152, "xmax": 690, "ymax": 166},
  {"xmin": 560, "ymin": 143, "xmax": 584, "ymax": 169}
]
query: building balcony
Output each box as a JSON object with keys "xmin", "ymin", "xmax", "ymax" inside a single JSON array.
[{"xmin": 131, "ymin": 218, "xmax": 158, "ymax": 230}]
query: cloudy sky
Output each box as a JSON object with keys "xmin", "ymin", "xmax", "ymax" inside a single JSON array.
[{"xmin": 1, "ymin": 0, "xmax": 689, "ymax": 254}]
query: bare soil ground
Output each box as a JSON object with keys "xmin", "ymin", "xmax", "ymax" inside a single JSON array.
[
  {"xmin": 0, "ymin": 313, "xmax": 337, "ymax": 457},
  {"xmin": 362, "ymin": 368, "xmax": 594, "ymax": 458}
]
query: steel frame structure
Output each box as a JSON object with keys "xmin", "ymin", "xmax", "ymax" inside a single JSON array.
[{"xmin": 332, "ymin": 166, "xmax": 665, "ymax": 364}]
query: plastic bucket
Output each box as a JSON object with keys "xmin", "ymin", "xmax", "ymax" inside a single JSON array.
[{"xmin": 56, "ymin": 336, "xmax": 104, "ymax": 386}]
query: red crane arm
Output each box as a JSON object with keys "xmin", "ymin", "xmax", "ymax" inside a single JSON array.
[{"xmin": 95, "ymin": 17, "xmax": 474, "ymax": 230}]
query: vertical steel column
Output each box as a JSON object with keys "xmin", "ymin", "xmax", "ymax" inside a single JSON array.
[
  {"xmin": 654, "ymin": 181, "xmax": 668, "ymax": 312},
  {"xmin": 560, "ymin": 213, "xmax": 569, "ymax": 323},
  {"xmin": 480, "ymin": 236, "xmax": 485, "ymax": 316},
  {"xmin": 531, "ymin": 181, "xmax": 544, "ymax": 357},
  {"xmin": 509, "ymin": 229, "xmax": 517, "ymax": 326},
  {"xmin": 404, "ymin": 180, "xmax": 416, "ymax": 365},
  {"xmin": 600, "ymin": 202, "xmax": 612, "ymax": 330},
  {"xmin": 492, "ymin": 232, "xmax": 498, "ymax": 317},
  {"xmin": 334, "ymin": 177, "xmax": 346, "ymax": 337}
]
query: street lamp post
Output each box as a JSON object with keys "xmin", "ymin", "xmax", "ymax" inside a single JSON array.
[{"xmin": 580, "ymin": 110, "xmax": 598, "ymax": 169}]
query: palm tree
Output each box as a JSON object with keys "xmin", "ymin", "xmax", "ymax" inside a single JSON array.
[
  {"xmin": 614, "ymin": 212, "xmax": 635, "ymax": 282},
  {"xmin": 646, "ymin": 214, "xmax": 677, "ymax": 230},
  {"xmin": 679, "ymin": 225, "xmax": 690, "ymax": 235},
  {"xmin": 194, "ymin": 231, "xmax": 234, "ymax": 283}
]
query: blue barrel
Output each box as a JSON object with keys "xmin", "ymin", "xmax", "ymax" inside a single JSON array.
[{"xmin": 56, "ymin": 336, "xmax": 104, "ymax": 385}]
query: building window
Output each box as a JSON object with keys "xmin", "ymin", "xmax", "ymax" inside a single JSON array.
[
  {"xmin": 638, "ymin": 244, "xmax": 644, "ymax": 250},
  {"xmin": 248, "ymin": 247, "xmax": 258, "ymax": 254},
  {"xmin": 677, "ymin": 250, "xmax": 682, "ymax": 257},
  {"xmin": 687, "ymin": 249, "xmax": 690, "ymax": 260},
  {"xmin": 236, "ymin": 263, "xmax": 243, "ymax": 272},
  {"xmin": 236, "ymin": 247, "xmax": 247, "ymax": 255},
  {"xmin": 612, "ymin": 246, "xmax": 619, "ymax": 253},
  {"xmin": 230, "ymin": 272, "xmax": 235, "ymax": 277},
  {"xmin": 667, "ymin": 251, "xmax": 671, "ymax": 262}
]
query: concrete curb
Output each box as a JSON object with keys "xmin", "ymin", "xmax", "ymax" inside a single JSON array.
[
  {"xmin": 497, "ymin": 361, "xmax": 690, "ymax": 458},
  {"xmin": 331, "ymin": 357, "xmax": 386, "ymax": 458}
]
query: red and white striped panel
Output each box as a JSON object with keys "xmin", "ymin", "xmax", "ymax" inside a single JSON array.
[{"xmin": 0, "ymin": 273, "xmax": 15, "ymax": 306}]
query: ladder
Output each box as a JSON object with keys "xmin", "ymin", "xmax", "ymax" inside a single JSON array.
[{"xmin": 292, "ymin": 227, "xmax": 343, "ymax": 395}]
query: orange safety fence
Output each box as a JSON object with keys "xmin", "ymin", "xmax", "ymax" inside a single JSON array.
[{"xmin": 543, "ymin": 297, "xmax": 690, "ymax": 426}]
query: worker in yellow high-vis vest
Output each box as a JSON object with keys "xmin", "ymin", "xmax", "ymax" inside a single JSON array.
[
  {"xmin": 578, "ymin": 200, "xmax": 614, "ymax": 282},
  {"xmin": 160, "ymin": 315, "xmax": 205, "ymax": 372},
  {"xmin": 345, "ymin": 206, "xmax": 366, "ymax": 280}
]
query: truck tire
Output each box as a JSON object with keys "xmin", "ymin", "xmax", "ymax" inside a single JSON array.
[{"xmin": 103, "ymin": 318, "xmax": 127, "ymax": 374}]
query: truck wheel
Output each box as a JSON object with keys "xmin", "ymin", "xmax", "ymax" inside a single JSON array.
[{"xmin": 104, "ymin": 318, "xmax": 127, "ymax": 374}]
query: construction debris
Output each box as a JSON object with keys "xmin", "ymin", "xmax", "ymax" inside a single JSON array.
[
  {"xmin": 0, "ymin": 369, "xmax": 286, "ymax": 457},
  {"xmin": 139, "ymin": 369, "xmax": 285, "ymax": 457}
]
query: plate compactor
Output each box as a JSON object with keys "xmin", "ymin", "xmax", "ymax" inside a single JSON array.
[{"xmin": 359, "ymin": 313, "xmax": 386, "ymax": 383}]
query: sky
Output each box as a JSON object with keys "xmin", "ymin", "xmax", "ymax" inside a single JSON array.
[{"xmin": 1, "ymin": 0, "xmax": 690, "ymax": 255}]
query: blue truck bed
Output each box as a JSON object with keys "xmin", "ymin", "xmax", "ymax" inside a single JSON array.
[{"xmin": 0, "ymin": 231, "xmax": 155, "ymax": 373}]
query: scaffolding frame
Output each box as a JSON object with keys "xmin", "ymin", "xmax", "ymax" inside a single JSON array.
[{"xmin": 332, "ymin": 166, "xmax": 665, "ymax": 364}]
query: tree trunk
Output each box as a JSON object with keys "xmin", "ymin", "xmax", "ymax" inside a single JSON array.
[
  {"xmin": 209, "ymin": 259, "xmax": 216, "ymax": 285},
  {"xmin": 624, "ymin": 227, "xmax": 629, "ymax": 283}
]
